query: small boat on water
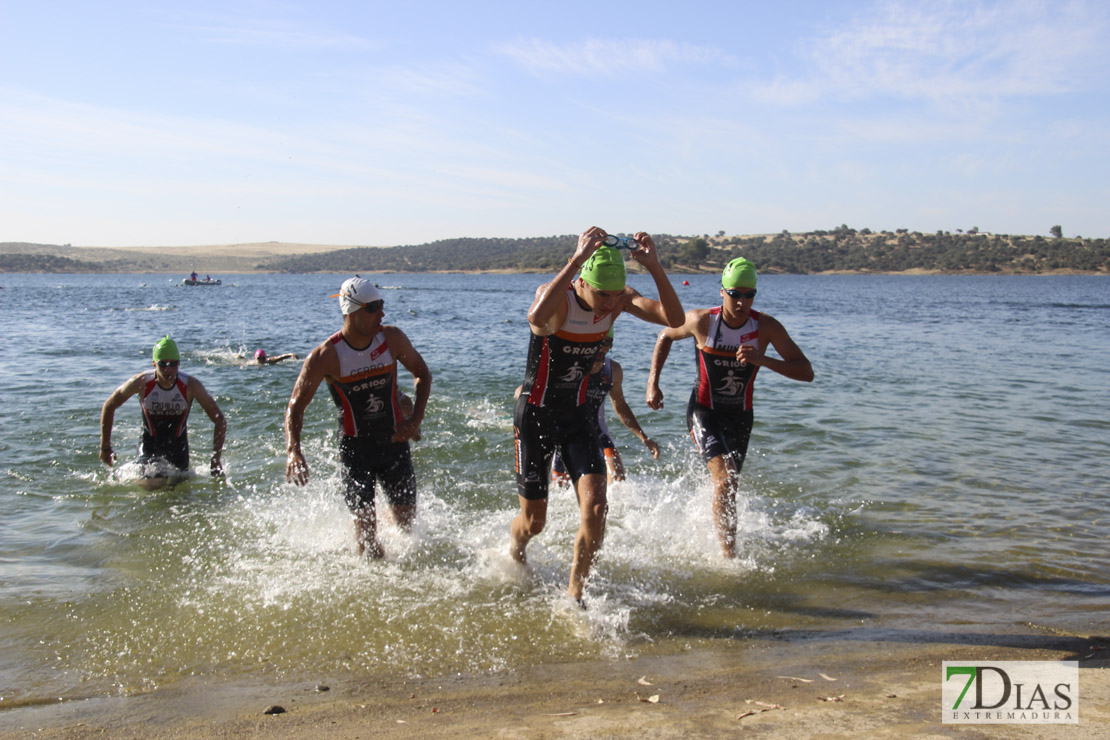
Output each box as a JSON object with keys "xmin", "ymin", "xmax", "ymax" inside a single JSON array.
[{"xmin": 183, "ymin": 275, "xmax": 221, "ymax": 286}]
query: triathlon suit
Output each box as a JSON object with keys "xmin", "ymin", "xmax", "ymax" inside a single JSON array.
[
  {"xmin": 552, "ymin": 356, "xmax": 615, "ymax": 475},
  {"xmin": 326, "ymin": 330, "xmax": 416, "ymax": 512},
  {"xmin": 514, "ymin": 288, "xmax": 613, "ymax": 499},
  {"xmin": 686, "ymin": 308, "xmax": 761, "ymax": 466},
  {"xmin": 138, "ymin": 369, "xmax": 192, "ymax": 470}
]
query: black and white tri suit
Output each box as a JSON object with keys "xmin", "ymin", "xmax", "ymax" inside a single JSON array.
[
  {"xmin": 686, "ymin": 308, "xmax": 761, "ymax": 467},
  {"xmin": 326, "ymin": 329, "xmax": 416, "ymax": 512},
  {"xmin": 514, "ymin": 288, "xmax": 614, "ymax": 499}
]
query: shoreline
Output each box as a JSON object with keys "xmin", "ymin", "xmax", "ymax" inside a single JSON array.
[
  {"xmin": 2, "ymin": 241, "xmax": 1106, "ymax": 276},
  {"xmin": 3, "ymin": 628, "xmax": 1107, "ymax": 738},
  {"xmin": 3, "ymin": 268, "xmax": 1106, "ymax": 277}
]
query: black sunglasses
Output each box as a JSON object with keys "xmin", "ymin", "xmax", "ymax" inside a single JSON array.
[
  {"xmin": 157, "ymin": 360, "xmax": 180, "ymax": 368},
  {"xmin": 357, "ymin": 299, "xmax": 384, "ymax": 313},
  {"xmin": 724, "ymin": 288, "xmax": 757, "ymax": 300}
]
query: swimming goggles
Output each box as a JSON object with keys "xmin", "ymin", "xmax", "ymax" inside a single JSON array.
[{"xmin": 602, "ymin": 235, "xmax": 640, "ymax": 251}]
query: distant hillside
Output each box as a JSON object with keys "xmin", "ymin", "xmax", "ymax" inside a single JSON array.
[
  {"xmin": 0, "ymin": 241, "xmax": 345, "ymax": 273},
  {"xmin": 3, "ymin": 228, "xmax": 1108, "ymax": 274},
  {"xmin": 265, "ymin": 228, "xmax": 1109, "ymax": 275},
  {"xmin": 265, "ymin": 234, "xmax": 689, "ymax": 273}
]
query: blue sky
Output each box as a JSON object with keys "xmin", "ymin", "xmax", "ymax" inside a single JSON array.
[{"xmin": 2, "ymin": 0, "xmax": 1108, "ymax": 246}]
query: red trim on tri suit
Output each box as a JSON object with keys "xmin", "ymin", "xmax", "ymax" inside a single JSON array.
[
  {"xmin": 745, "ymin": 366, "xmax": 759, "ymax": 408},
  {"xmin": 334, "ymin": 387, "xmax": 358, "ymax": 436},
  {"xmin": 527, "ymin": 337, "xmax": 551, "ymax": 407},
  {"xmin": 696, "ymin": 352, "xmax": 714, "ymax": 409},
  {"xmin": 389, "ymin": 372, "xmax": 401, "ymax": 429}
]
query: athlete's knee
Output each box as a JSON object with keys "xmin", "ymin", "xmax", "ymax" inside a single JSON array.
[
  {"xmin": 391, "ymin": 504, "xmax": 416, "ymax": 528},
  {"xmin": 520, "ymin": 511, "xmax": 546, "ymax": 535},
  {"xmin": 516, "ymin": 499, "xmax": 547, "ymax": 535},
  {"xmin": 576, "ymin": 478, "xmax": 608, "ymax": 519}
]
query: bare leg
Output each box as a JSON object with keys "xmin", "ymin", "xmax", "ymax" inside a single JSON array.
[
  {"xmin": 510, "ymin": 497, "xmax": 547, "ymax": 564},
  {"xmin": 136, "ymin": 475, "xmax": 170, "ymax": 491},
  {"xmin": 390, "ymin": 504, "xmax": 416, "ymax": 532},
  {"xmin": 706, "ymin": 455, "xmax": 738, "ymax": 558},
  {"xmin": 568, "ymin": 473, "xmax": 608, "ymax": 601},
  {"xmin": 354, "ymin": 507, "xmax": 384, "ymax": 559}
]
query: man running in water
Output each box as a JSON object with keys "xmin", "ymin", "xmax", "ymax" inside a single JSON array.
[
  {"xmin": 285, "ymin": 277, "xmax": 431, "ymax": 558},
  {"xmin": 646, "ymin": 258, "xmax": 813, "ymax": 558},
  {"xmin": 512, "ymin": 226, "xmax": 684, "ymax": 603},
  {"xmin": 551, "ymin": 328, "xmax": 661, "ymax": 485},
  {"xmin": 99, "ymin": 336, "xmax": 227, "ymax": 490}
]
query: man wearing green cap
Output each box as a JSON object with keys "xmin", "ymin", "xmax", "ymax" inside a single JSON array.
[
  {"xmin": 647, "ymin": 257, "xmax": 813, "ymax": 558},
  {"xmin": 511, "ymin": 226, "xmax": 684, "ymax": 603},
  {"xmin": 99, "ymin": 336, "xmax": 227, "ymax": 490}
]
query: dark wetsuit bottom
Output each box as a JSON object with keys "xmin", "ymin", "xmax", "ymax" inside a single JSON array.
[
  {"xmin": 338, "ymin": 435, "xmax": 417, "ymax": 512},
  {"xmin": 552, "ymin": 433, "xmax": 614, "ymax": 475},
  {"xmin": 513, "ymin": 395, "xmax": 604, "ymax": 500},
  {"xmin": 138, "ymin": 436, "xmax": 189, "ymax": 474},
  {"xmin": 686, "ymin": 400, "xmax": 754, "ymax": 468}
]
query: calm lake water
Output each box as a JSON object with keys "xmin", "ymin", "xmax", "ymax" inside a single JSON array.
[{"xmin": 1, "ymin": 271, "xmax": 1108, "ymax": 708}]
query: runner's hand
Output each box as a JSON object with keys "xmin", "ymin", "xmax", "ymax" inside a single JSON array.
[
  {"xmin": 629, "ymin": 232, "xmax": 661, "ymax": 269},
  {"xmin": 643, "ymin": 437, "xmax": 660, "ymax": 459},
  {"xmin": 390, "ymin": 417, "xmax": 422, "ymax": 443},
  {"xmin": 736, "ymin": 343, "xmax": 763, "ymax": 366},
  {"xmin": 646, "ymin": 384, "xmax": 664, "ymax": 410},
  {"xmin": 286, "ymin": 450, "xmax": 310, "ymax": 486}
]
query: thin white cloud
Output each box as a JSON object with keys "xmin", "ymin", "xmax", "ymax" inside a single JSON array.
[
  {"xmin": 156, "ymin": 7, "xmax": 377, "ymax": 51},
  {"xmin": 494, "ymin": 37, "xmax": 734, "ymax": 76},
  {"xmin": 754, "ymin": 0, "xmax": 1109, "ymax": 104}
]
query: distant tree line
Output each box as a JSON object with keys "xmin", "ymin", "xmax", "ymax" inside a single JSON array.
[
  {"xmin": 0, "ymin": 253, "xmax": 110, "ymax": 273},
  {"xmin": 265, "ymin": 227, "xmax": 1109, "ymax": 274},
  {"xmin": 3, "ymin": 228, "xmax": 1108, "ymax": 274},
  {"xmin": 696, "ymin": 226, "xmax": 1110, "ymax": 274}
]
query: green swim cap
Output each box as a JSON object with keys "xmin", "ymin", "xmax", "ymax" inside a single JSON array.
[
  {"xmin": 722, "ymin": 257, "xmax": 758, "ymax": 289},
  {"xmin": 152, "ymin": 335, "xmax": 180, "ymax": 362},
  {"xmin": 580, "ymin": 247, "xmax": 626, "ymax": 292}
]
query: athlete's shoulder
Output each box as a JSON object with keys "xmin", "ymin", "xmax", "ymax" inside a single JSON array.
[
  {"xmin": 381, "ymin": 324, "xmax": 407, "ymax": 340},
  {"xmin": 121, "ymin": 371, "xmax": 151, "ymax": 393},
  {"xmin": 753, "ymin": 309, "xmax": 780, "ymax": 328},
  {"xmin": 304, "ymin": 337, "xmax": 340, "ymax": 374},
  {"xmin": 688, "ymin": 306, "xmax": 714, "ymax": 327},
  {"xmin": 382, "ymin": 324, "xmax": 416, "ymax": 349},
  {"xmin": 182, "ymin": 371, "xmax": 205, "ymax": 397}
]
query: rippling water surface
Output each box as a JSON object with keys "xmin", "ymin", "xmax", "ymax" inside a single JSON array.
[{"xmin": 1, "ymin": 272, "xmax": 1107, "ymax": 706}]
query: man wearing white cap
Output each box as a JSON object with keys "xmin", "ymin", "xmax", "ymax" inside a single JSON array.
[
  {"xmin": 647, "ymin": 258, "xmax": 813, "ymax": 558},
  {"xmin": 285, "ymin": 276, "xmax": 432, "ymax": 558}
]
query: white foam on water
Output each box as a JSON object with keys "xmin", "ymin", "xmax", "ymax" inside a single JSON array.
[
  {"xmin": 66, "ymin": 433, "xmax": 833, "ymax": 691},
  {"xmin": 123, "ymin": 304, "xmax": 174, "ymax": 312}
]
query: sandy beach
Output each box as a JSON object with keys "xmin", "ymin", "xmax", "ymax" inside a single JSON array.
[{"xmin": 3, "ymin": 630, "xmax": 1106, "ymax": 739}]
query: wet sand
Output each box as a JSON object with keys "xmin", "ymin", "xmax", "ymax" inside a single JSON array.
[{"xmin": 3, "ymin": 631, "xmax": 1106, "ymax": 738}]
